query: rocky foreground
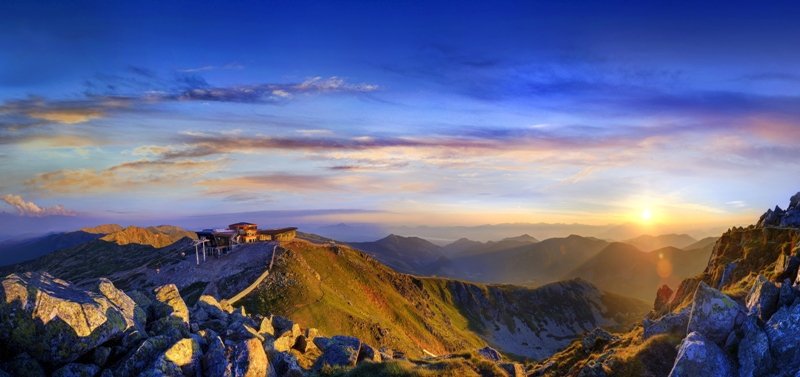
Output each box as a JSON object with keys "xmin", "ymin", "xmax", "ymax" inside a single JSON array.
[
  {"xmin": 533, "ymin": 192, "xmax": 800, "ymax": 377},
  {"xmin": 0, "ymin": 271, "xmax": 526, "ymax": 377}
]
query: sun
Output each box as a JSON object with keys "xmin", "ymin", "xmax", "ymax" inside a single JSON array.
[{"xmin": 641, "ymin": 208, "xmax": 653, "ymax": 222}]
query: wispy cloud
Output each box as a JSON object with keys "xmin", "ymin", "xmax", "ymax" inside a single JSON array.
[
  {"xmin": 1, "ymin": 194, "xmax": 76, "ymax": 217},
  {"xmin": 178, "ymin": 62, "xmax": 245, "ymax": 73}
]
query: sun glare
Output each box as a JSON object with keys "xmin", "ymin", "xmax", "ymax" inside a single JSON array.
[{"xmin": 641, "ymin": 208, "xmax": 652, "ymax": 222}]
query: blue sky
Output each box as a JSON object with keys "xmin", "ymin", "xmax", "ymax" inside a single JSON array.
[{"xmin": 1, "ymin": 0, "xmax": 800, "ymax": 232}]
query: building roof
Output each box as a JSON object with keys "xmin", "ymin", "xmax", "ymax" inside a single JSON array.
[
  {"xmin": 257, "ymin": 227, "xmax": 298, "ymax": 235},
  {"xmin": 229, "ymin": 222, "xmax": 257, "ymax": 227}
]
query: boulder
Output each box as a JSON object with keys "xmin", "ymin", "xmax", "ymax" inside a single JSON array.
[
  {"xmin": 668, "ymin": 332, "xmax": 734, "ymax": 377},
  {"xmin": 687, "ymin": 282, "xmax": 743, "ymax": 346},
  {"xmin": 196, "ymin": 295, "xmax": 228, "ymax": 322},
  {"xmin": 52, "ymin": 363, "xmax": 101, "ymax": 377},
  {"xmin": 203, "ymin": 335, "xmax": 231, "ymax": 377},
  {"xmin": 315, "ymin": 335, "xmax": 361, "ymax": 368},
  {"xmin": 654, "ymin": 284, "xmax": 673, "ymax": 312},
  {"xmin": 738, "ymin": 316, "xmax": 772, "ymax": 377},
  {"xmin": 643, "ymin": 309, "xmax": 689, "ymax": 339},
  {"xmin": 581, "ymin": 328, "xmax": 616, "ymax": 352},
  {"xmin": 312, "ymin": 336, "xmax": 332, "ymax": 351},
  {"xmin": 232, "ymin": 338, "xmax": 274, "ymax": 377},
  {"xmin": 778, "ymin": 279, "xmax": 796, "ymax": 308},
  {"xmin": 357, "ymin": 342, "xmax": 382, "ymax": 363},
  {"xmin": 268, "ymin": 351, "xmax": 304, "ymax": 377},
  {"xmin": 93, "ymin": 347, "xmax": 111, "ymax": 367},
  {"xmin": 258, "ymin": 317, "xmax": 275, "ymax": 337},
  {"xmin": 718, "ymin": 262, "xmax": 737, "ymax": 289},
  {"xmin": 745, "ymin": 275, "xmax": 779, "ymax": 322},
  {"xmin": 271, "ymin": 316, "xmax": 297, "ymax": 337},
  {"xmin": 765, "ymin": 300, "xmax": 800, "ymax": 371},
  {"xmin": 0, "ymin": 273, "xmax": 139, "ymax": 365},
  {"xmin": 500, "ymin": 362, "xmax": 526, "ymax": 377},
  {"xmin": 114, "ymin": 335, "xmax": 176, "ymax": 377},
  {"xmin": 153, "ymin": 284, "xmax": 190, "ymax": 325},
  {"xmin": 1, "ymin": 352, "xmax": 46, "ymax": 377},
  {"xmin": 270, "ymin": 334, "xmax": 296, "ymax": 352},
  {"xmin": 292, "ymin": 334, "xmax": 312, "ymax": 353},
  {"xmin": 151, "ymin": 337, "xmax": 202, "ymax": 377},
  {"xmin": 477, "ymin": 346, "xmax": 502, "ymax": 362}
]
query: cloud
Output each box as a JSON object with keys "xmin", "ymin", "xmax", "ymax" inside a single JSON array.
[
  {"xmin": 199, "ymin": 173, "xmax": 337, "ymax": 193},
  {"xmin": 25, "ymin": 158, "xmax": 225, "ymax": 194},
  {"xmin": 1, "ymin": 194, "xmax": 76, "ymax": 217},
  {"xmin": 178, "ymin": 62, "xmax": 245, "ymax": 73}
]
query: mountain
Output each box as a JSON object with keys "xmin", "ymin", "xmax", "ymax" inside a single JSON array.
[
  {"xmin": 623, "ymin": 233, "xmax": 698, "ymax": 251},
  {"xmin": 682, "ymin": 235, "xmax": 719, "ymax": 251},
  {"xmin": 451, "ymin": 234, "xmax": 540, "ymax": 258},
  {"xmin": 238, "ymin": 238, "xmax": 648, "ymax": 360},
  {"xmin": 347, "ymin": 234, "xmax": 444, "ymax": 274},
  {"xmin": 564, "ymin": 242, "xmax": 713, "ymax": 302},
  {"xmin": 431, "ymin": 235, "xmax": 609, "ymax": 286},
  {"xmin": 441, "ymin": 237, "xmax": 485, "ymax": 255},
  {"xmin": 0, "ymin": 230, "xmax": 104, "ymax": 266},
  {"xmin": 100, "ymin": 225, "xmax": 197, "ymax": 248},
  {"xmin": 533, "ymin": 191, "xmax": 800, "ymax": 376}
]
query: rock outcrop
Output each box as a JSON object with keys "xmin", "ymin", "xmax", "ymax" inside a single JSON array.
[
  {"xmin": 756, "ymin": 191, "xmax": 800, "ymax": 228},
  {"xmin": 686, "ymin": 282, "xmax": 743, "ymax": 346},
  {"xmin": 0, "ymin": 272, "xmax": 142, "ymax": 365},
  {"xmin": 668, "ymin": 331, "xmax": 734, "ymax": 377}
]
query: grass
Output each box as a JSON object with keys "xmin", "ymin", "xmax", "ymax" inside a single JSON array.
[{"xmin": 313, "ymin": 354, "xmax": 510, "ymax": 377}]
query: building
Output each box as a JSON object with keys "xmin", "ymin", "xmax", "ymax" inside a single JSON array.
[
  {"xmin": 196, "ymin": 229, "xmax": 237, "ymax": 256},
  {"xmin": 229, "ymin": 222, "xmax": 258, "ymax": 243},
  {"xmin": 256, "ymin": 227, "xmax": 298, "ymax": 242}
]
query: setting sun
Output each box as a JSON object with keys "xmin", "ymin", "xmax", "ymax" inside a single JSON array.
[{"xmin": 641, "ymin": 208, "xmax": 653, "ymax": 222}]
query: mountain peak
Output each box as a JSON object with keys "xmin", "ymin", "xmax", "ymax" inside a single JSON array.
[
  {"xmin": 80, "ymin": 224, "xmax": 124, "ymax": 234},
  {"xmin": 757, "ymin": 191, "xmax": 800, "ymax": 228}
]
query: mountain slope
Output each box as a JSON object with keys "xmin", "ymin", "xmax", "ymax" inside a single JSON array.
[
  {"xmin": 348, "ymin": 234, "xmax": 444, "ymax": 273},
  {"xmin": 239, "ymin": 239, "xmax": 648, "ymax": 360},
  {"xmin": 564, "ymin": 242, "xmax": 712, "ymax": 302},
  {"xmin": 623, "ymin": 233, "xmax": 697, "ymax": 251},
  {"xmin": 451, "ymin": 234, "xmax": 540, "ymax": 258},
  {"xmin": 682, "ymin": 236, "xmax": 719, "ymax": 251},
  {"xmin": 431, "ymin": 235, "xmax": 609, "ymax": 286},
  {"xmin": 0, "ymin": 230, "xmax": 104, "ymax": 266}
]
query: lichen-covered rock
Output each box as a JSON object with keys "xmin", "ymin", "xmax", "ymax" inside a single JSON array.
[
  {"xmin": 93, "ymin": 347, "xmax": 111, "ymax": 367},
  {"xmin": 153, "ymin": 284, "xmax": 189, "ymax": 325},
  {"xmin": 687, "ymin": 282, "xmax": 743, "ymax": 346},
  {"xmin": 643, "ymin": 309, "xmax": 689, "ymax": 339},
  {"xmin": 312, "ymin": 336, "xmax": 331, "ymax": 351},
  {"xmin": 196, "ymin": 295, "xmax": 228, "ymax": 322},
  {"xmin": 738, "ymin": 316, "xmax": 772, "ymax": 377},
  {"xmin": 0, "ymin": 273, "xmax": 140, "ymax": 365},
  {"xmin": 232, "ymin": 338, "xmax": 274, "ymax": 377},
  {"xmin": 315, "ymin": 336, "xmax": 361, "ymax": 368},
  {"xmin": 477, "ymin": 346, "xmax": 502, "ymax": 362},
  {"xmin": 270, "ymin": 334, "xmax": 297, "ymax": 352},
  {"xmin": 745, "ymin": 275, "xmax": 779, "ymax": 322},
  {"xmin": 151, "ymin": 337, "xmax": 202, "ymax": 377},
  {"xmin": 765, "ymin": 300, "xmax": 800, "ymax": 371},
  {"xmin": 581, "ymin": 328, "xmax": 616, "ymax": 352},
  {"xmin": 258, "ymin": 316, "xmax": 274, "ymax": 337},
  {"xmin": 114, "ymin": 335, "xmax": 176, "ymax": 377},
  {"xmin": 52, "ymin": 363, "xmax": 101, "ymax": 377},
  {"xmin": 268, "ymin": 351, "xmax": 304, "ymax": 377},
  {"xmin": 668, "ymin": 332, "xmax": 734, "ymax": 377}
]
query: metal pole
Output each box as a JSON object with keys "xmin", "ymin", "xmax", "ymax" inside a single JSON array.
[
  {"xmin": 202, "ymin": 241, "xmax": 206, "ymax": 261},
  {"xmin": 195, "ymin": 243, "xmax": 199, "ymax": 265}
]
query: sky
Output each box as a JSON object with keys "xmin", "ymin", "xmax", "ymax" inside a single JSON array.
[{"xmin": 1, "ymin": 0, "xmax": 800, "ymax": 235}]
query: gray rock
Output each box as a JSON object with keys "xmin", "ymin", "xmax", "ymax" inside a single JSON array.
[
  {"xmin": 477, "ymin": 346, "xmax": 502, "ymax": 362},
  {"xmin": 738, "ymin": 316, "xmax": 772, "ymax": 377},
  {"xmin": 315, "ymin": 335, "xmax": 362, "ymax": 368},
  {"xmin": 765, "ymin": 300, "xmax": 800, "ymax": 371},
  {"xmin": 153, "ymin": 284, "xmax": 190, "ymax": 325},
  {"xmin": 312, "ymin": 336, "xmax": 331, "ymax": 351},
  {"xmin": 93, "ymin": 346, "xmax": 112, "ymax": 367},
  {"xmin": 114, "ymin": 335, "xmax": 176, "ymax": 377},
  {"xmin": 668, "ymin": 332, "xmax": 734, "ymax": 377},
  {"xmin": 196, "ymin": 295, "xmax": 228, "ymax": 322},
  {"xmin": 1, "ymin": 353, "xmax": 46, "ymax": 377},
  {"xmin": 52, "ymin": 363, "xmax": 101, "ymax": 377},
  {"xmin": 643, "ymin": 309, "xmax": 689, "ymax": 339},
  {"xmin": 0, "ymin": 273, "xmax": 139, "ymax": 365},
  {"xmin": 500, "ymin": 362, "xmax": 526, "ymax": 377},
  {"xmin": 258, "ymin": 317, "xmax": 275, "ymax": 337},
  {"xmin": 150, "ymin": 337, "xmax": 202, "ymax": 377},
  {"xmin": 779, "ymin": 279, "xmax": 796, "ymax": 307},
  {"xmin": 718, "ymin": 262, "xmax": 738, "ymax": 289},
  {"xmin": 203, "ymin": 335, "xmax": 231, "ymax": 377},
  {"xmin": 581, "ymin": 328, "xmax": 616, "ymax": 352},
  {"xmin": 745, "ymin": 275, "xmax": 779, "ymax": 322},
  {"xmin": 687, "ymin": 282, "xmax": 743, "ymax": 346},
  {"xmin": 232, "ymin": 338, "xmax": 275, "ymax": 377},
  {"xmin": 268, "ymin": 351, "xmax": 304, "ymax": 377},
  {"xmin": 357, "ymin": 342, "xmax": 382, "ymax": 363},
  {"xmin": 271, "ymin": 316, "xmax": 295, "ymax": 335}
]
